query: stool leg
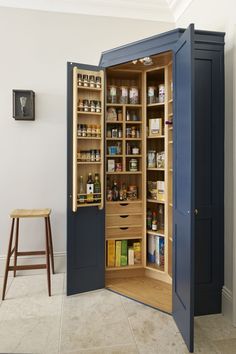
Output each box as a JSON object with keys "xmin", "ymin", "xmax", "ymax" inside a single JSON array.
[
  {"xmin": 13, "ymin": 218, "xmax": 19, "ymax": 277},
  {"xmin": 47, "ymin": 217, "xmax": 55, "ymax": 274},
  {"xmin": 2, "ymin": 218, "xmax": 15, "ymax": 300},
  {"xmin": 45, "ymin": 217, "xmax": 51, "ymax": 297}
]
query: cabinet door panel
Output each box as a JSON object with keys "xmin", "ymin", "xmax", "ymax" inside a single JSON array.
[{"xmin": 173, "ymin": 24, "xmax": 195, "ymax": 353}]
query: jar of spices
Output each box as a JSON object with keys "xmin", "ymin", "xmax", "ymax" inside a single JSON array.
[
  {"xmin": 83, "ymin": 99, "xmax": 89, "ymax": 112},
  {"xmin": 91, "ymin": 125, "xmax": 96, "ymax": 137},
  {"xmin": 95, "ymin": 150, "xmax": 100, "ymax": 162},
  {"xmin": 107, "ymin": 85, "xmax": 118, "ymax": 104},
  {"xmin": 126, "ymin": 127, "xmax": 131, "ymax": 138},
  {"xmin": 112, "ymin": 128, "xmax": 118, "ymax": 138},
  {"xmin": 78, "ymin": 99, "xmax": 83, "ymax": 111},
  {"xmin": 95, "ymin": 101, "xmax": 101, "ymax": 113},
  {"xmin": 96, "ymin": 76, "xmax": 101, "ymax": 88},
  {"xmin": 89, "ymin": 75, "xmax": 95, "ymax": 87},
  {"xmin": 131, "ymin": 126, "xmax": 136, "ymax": 138},
  {"xmin": 147, "ymin": 86, "xmax": 157, "ymax": 104},
  {"xmin": 129, "ymin": 86, "xmax": 139, "ymax": 104},
  {"xmin": 90, "ymin": 150, "xmax": 95, "ymax": 162},
  {"xmin": 119, "ymin": 85, "xmax": 128, "ymax": 104},
  {"xmin": 96, "ymin": 125, "xmax": 101, "ymax": 137},
  {"xmin": 82, "ymin": 124, "xmax": 87, "ymax": 137},
  {"xmin": 129, "ymin": 159, "xmax": 138, "ymax": 172},
  {"xmin": 90, "ymin": 100, "xmax": 96, "ymax": 112},
  {"xmin": 78, "ymin": 74, "xmax": 83, "ymax": 86},
  {"xmin": 87, "ymin": 125, "xmax": 92, "ymax": 137},
  {"xmin": 148, "ymin": 150, "xmax": 156, "ymax": 168},
  {"xmin": 83, "ymin": 74, "xmax": 89, "ymax": 87},
  {"xmin": 77, "ymin": 124, "xmax": 82, "ymax": 137}
]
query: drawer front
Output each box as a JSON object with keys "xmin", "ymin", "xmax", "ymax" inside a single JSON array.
[
  {"xmin": 106, "ymin": 214, "xmax": 142, "ymax": 227},
  {"xmin": 106, "ymin": 226, "xmax": 143, "ymax": 239},
  {"xmin": 106, "ymin": 202, "xmax": 142, "ymax": 214}
]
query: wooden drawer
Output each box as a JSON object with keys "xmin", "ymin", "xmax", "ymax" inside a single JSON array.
[
  {"xmin": 106, "ymin": 202, "xmax": 142, "ymax": 214},
  {"xmin": 106, "ymin": 226, "xmax": 143, "ymax": 239},
  {"xmin": 106, "ymin": 214, "xmax": 142, "ymax": 227}
]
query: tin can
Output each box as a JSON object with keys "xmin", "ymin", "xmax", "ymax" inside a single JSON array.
[{"xmin": 129, "ymin": 159, "xmax": 138, "ymax": 172}]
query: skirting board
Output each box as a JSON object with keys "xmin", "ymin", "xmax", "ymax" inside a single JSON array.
[
  {"xmin": 0, "ymin": 252, "xmax": 66, "ymax": 276},
  {"xmin": 222, "ymin": 286, "xmax": 233, "ymax": 323}
]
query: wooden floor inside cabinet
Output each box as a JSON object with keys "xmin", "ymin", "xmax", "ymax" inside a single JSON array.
[{"xmin": 105, "ymin": 51, "xmax": 173, "ymax": 315}]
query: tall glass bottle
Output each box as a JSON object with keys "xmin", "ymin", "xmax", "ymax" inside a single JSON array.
[
  {"xmin": 112, "ymin": 181, "xmax": 119, "ymax": 201},
  {"xmin": 79, "ymin": 175, "xmax": 85, "ymax": 204},
  {"xmin": 94, "ymin": 173, "xmax": 101, "ymax": 203},
  {"xmin": 86, "ymin": 173, "xmax": 94, "ymax": 203}
]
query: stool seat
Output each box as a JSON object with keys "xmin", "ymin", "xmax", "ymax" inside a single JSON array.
[{"xmin": 10, "ymin": 208, "xmax": 51, "ymax": 218}]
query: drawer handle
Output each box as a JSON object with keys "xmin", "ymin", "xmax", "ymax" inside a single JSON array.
[
  {"xmin": 120, "ymin": 215, "xmax": 129, "ymax": 218},
  {"xmin": 120, "ymin": 227, "xmax": 129, "ymax": 230},
  {"xmin": 120, "ymin": 203, "xmax": 129, "ymax": 206}
]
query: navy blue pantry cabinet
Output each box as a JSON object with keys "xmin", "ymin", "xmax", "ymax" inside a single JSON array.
[{"xmin": 67, "ymin": 24, "xmax": 225, "ymax": 352}]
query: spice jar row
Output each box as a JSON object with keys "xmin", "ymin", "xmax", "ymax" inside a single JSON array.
[
  {"xmin": 126, "ymin": 126, "xmax": 140, "ymax": 138},
  {"xmin": 77, "ymin": 124, "xmax": 101, "ymax": 138},
  {"xmin": 78, "ymin": 74, "xmax": 102, "ymax": 89},
  {"xmin": 77, "ymin": 150, "xmax": 101, "ymax": 162},
  {"xmin": 78, "ymin": 100, "xmax": 101, "ymax": 113},
  {"xmin": 107, "ymin": 84, "xmax": 139, "ymax": 104},
  {"xmin": 147, "ymin": 84, "xmax": 165, "ymax": 104}
]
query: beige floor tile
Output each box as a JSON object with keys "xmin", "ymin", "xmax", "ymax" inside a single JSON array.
[
  {"xmin": 213, "ymin": 338, "xmax": 236, "ymax": 354},
  {"xmin": 0, "ymin": 275, "xmax": 13, "ymax": 306},
  {"xmin": 195, "ymin": 314, "xmax": 236, "ymax": 341},
  {"xmin": 61, "ymin": 344, "xmax": 138, "ymax": 354},
  {"xmin": 194, "ymin": 323, "xmax": 221, "ymax": 353},
  {"xmin": 0, "ymin": 315, "xmax": 61, "ymax": 353},
  {"xmin": 0, "ymin": 273, "xmax": 64, "ymax": 320}
]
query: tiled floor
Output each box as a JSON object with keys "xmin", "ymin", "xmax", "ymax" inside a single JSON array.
[{"xmin": 0, "ymin": 273, "xmax": 235, "ymax": 353}]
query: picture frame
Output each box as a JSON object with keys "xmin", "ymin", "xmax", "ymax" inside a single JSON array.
[{"xmin": 13, "ymin": 90, "xmax": 35, "ymax": 120}]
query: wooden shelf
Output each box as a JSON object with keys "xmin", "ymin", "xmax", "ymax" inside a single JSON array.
[
  {"xmin": 77, "ymin": 162, "xmax": 101, "ymax": 165},
  {"xmin": 146, "ymin": 263, "xmax": 164, "ymax": 272},
  {"xmin": 106, "ymin": 138, "xmax": 123, "ymax": 141},
  {"xmin": 147, "ymin": 229, "xmax": 165, "ymax": 236},
  {"xmin": 147, "ymin": 168, "xmax": 165, "ymax": 171},
  {"xmin": 77, "ymin": 137, "xmax": 101, "ymax": 140},
  {"xmin": 126, "ymin": 155, "xmax": 142, "ymax": 157},
  {"xmin": 77, "ymin": 85, "xmax": 102, "ymax": 92},
  {"xmin": 147, "ymin": 135, "xmax": 165, "ymax": 139},
  {"xmin": 77, "ymin": 203, "xmax": 101, "ymax": 208},
  {"xmin": 106, "ymin": 104, "xmax": 142, "ymax": 108},
  {"xmin": 125, "ymin": 138, "xmax": 142, "ymax": 141},
  {"xmin": 106, "ymin": 155, "xmax": 123, "ymax": 157},
  {"xmin": 147, "ymin": 103, "xmax": 164, "ymax": 107},
  {"xmin": 106, "ymin": 236, "xmax": 142, "ymax": 241},
  {"xmin": 147, "ymin": 199, "xmax": 165, "ymax": 204},
  {"xmin": 125, "ymin": 121, "xmax": 142, "ymax": 124},
  {"xmin": 77, "ymin": 111, "xmax": 102, "ymax": 116},
  {"xmin": 106, "ymin": 200, "xmax": 142, "ymax": 204},
  {"xmin": 106, "ymin": 171, "xmax": 142, "ymax": 175},
  {"xmin": 106, "ymin": 120, "xmax": 123, "ymax": 124},
  {"xmin": 106, "ymin": 265, "xmax": 143, "ymax": 271}
]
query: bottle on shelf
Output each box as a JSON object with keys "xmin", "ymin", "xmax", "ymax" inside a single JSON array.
[
  {"xmin": 119, "ymin": 183, "xmax": 127, "ymax": 201},
  {"xmin": 112, "ymin": 181, "xmax": 119, "ymax": 201},
  {"xmin": 147, "ymin": 210, "xmax": 152, "ymax": 230},
  {"xmin": 79, "ymin": 175, "xmax": 85, "ymax": 204},
  {"xmin": 94, "ymin": 173, "xmax": 101, "ymax": 203},
  {"xmin": 158, "ymin": 204, "xmax": 164, "ymax": 230},
  {"xmin": 86, "ymin": 173, "xmax": 94, "ymax": 203},
  {"xmin": 152, "ymin": 211, "xmax": 158, "ymax": 231}
]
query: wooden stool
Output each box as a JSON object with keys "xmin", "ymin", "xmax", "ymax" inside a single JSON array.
[{"xmin": 2, "ymin": 209, "xmax": 55, "ymax": 300}]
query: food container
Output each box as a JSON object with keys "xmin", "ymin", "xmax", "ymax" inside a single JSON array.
[
  {"xmin": 107, "ymin": 85, "xmax": 118, "ymax": 104},
  {"xmin": 119, "ymin": 85, "xmax": 128, "ymax": 104},
  {"xmin": 89, "ymin": 75, "xmax": 95, "ymax": 87},
  {"xmin": 90, "ymin": 100, "xmax": 96, "ymax": 112},
  {"xmin": 158, "ymin": 84, "xmax": 165, "ymax": 103},
  {"xmin": 108, "ymin": 146, "xmax": 117, "ymax": 155},
  {"xmin": 83, "ymin": 74, "xmax": 89, "ymax": 87},
  {"xmin": 112, "ymin": 128, "xmax": 118, "ymax": 138},
  {"xmin": 78, "ymin": 99, "xmax": 83, "ymax": 111},
  {"xmin": 96, "ymin": 76, "xmax": 101, "ymax": 88},
  {"xmin": 83, "ymin": 99, "xmax": 89, "ymax": 112},
  {"xmin": 127, "ymin": 185, "xmax": 138, "ymax": 200},
  {"xmin": 117, "ymin": 110, "xmax": 122, "ymax": 121},
  {"xmin": 129, "ymin": 158, "xmax": 138, "ymax": 172},
  {"xmin": 78, "ymin": 74, "xmax": 83, "ymax": 86},
  {"xmin": 95, "ymin": 101, "xmax": 101, "ymax": 113},
  {"xmin": 132, "ymin": 147, "xmax": 140, "ymax": 155},
  {"xmin": 126, "ymin": 127, "xmax": 132, "ymax": 138},
  {"xmin": 148, "ymin": 150, "xmax": 156, "ymax": 168},
  {"xmin": 147, "ymin": 86, "xmax": 157, "ymax": 104},
  {"xmin": 129, "ymin": 86, "xmax": 139, "ymax": 104},
  {"xmin": 90, "ymin": 150, "xmax": 95, "ymax": 162}
]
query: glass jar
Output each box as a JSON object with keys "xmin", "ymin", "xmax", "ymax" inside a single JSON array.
[
  {"xmin": 148, "ymin": 150, "xmax": 156, "ymax": 168},
  {"xmin": 129, "ymin": 159, "xmax": 138, "ymax": 172},
  {"xmin": 78, "ymin": 74, "xmax": 83, "ymax": 86},
  {"xmin": 78, "ymin": 99, "xmax": 83, "ymax": 111},
  {"xmin": 96, "ymin": 76, "xmax": 101, "ymax": 88},
  {"xmin": 107, "ymin": 85, "xmax": 118, "ymax": 104},
  {"xmin": 95, "ymin": 150, "xmax": 100, "ymax": 162},
  {"xmin": 83, "ymin": 74, "xmax": 89, "ymax": 87},
  {"xmin": 89, "ymin": 75, "xmax": 95, "ymax": 88},
  {"xmin": 131, "ymin": 126, "xmax": 136, "ymax": 138},
  {"xmin": 132, "ymin": 147, "xmax": 139, "ymax": 155},
  {"xmin": 147, "ymin": 86, "xmax": 157, "ymax": 104},
  {"xmin": 90, "ymin": 100, "xmax": 96, "ymax": 112},
  {"xmin": 77, "ymin": 124, "xmax": 82, "ymax": 137},
  {"xmin": 86, "ymin": 150, "xmax": 91, "ymax": 161},
  {"xmin": 117, "ymin": 110, "xmax": 122, "ymax": 121},
  {"xmin": 87, "ymin": 125, "xmax": 92, "ymax": 137},
  {"xmin": 158, "ymin": 84, "xmax": 165, "ymax": 103},
  {"xmin": 83, "ymin": 99, "xmax": 89, "ymax": 112},
  {"xmin": 82, "ymin": 124, "xmax": 87, "ymax": 137},
  {"xmin": 95, "ymin": 101, "xmax": 101, "ymax": 113},
  {"xmin": 91, "ymin": 125, "xmax": 96, "ymax": 137},
  {"xmin": 119, "ymin": 85, "xmax": 128, "ymax": 104},
  {"xmin": 118, "ymin": 127, "xmax": 122, "ymax": 138},
  {"xmin": 112, "ymin": 128, "xmax": 118, "ymax": 138},
  {"xmin": 129, "ymin": 86, "xmax": 139, "ymax": 104},
  {"xmin": 96, "ymin": 125, "xmax": 101, "ymax": 137},
  {"xmin": 90, "ymin": 150, "xmax": 95, "ymax": 162},
  {"xmin": 126, "ymin": 127, "xmax": 131, "ymax": 138}
]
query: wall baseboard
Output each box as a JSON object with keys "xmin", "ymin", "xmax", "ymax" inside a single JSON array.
[
  {"xmin": 0, "ymin": 252, "xmax": 66, "ymax": 276},
  {"xmin": 222, "ymin": 286, "xmax": 233, "ymax": 322}
]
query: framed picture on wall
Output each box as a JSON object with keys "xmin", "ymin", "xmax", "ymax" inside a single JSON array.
[{"xmin": 13, "ymin": 90, "xmax": 35, "ymax": 120}]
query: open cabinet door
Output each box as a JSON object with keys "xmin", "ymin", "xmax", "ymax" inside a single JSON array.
[
  {"xmin": 67, "ymin": 62, "xmax": 105, "ymax": 295},
  {"xmin": 173, "ymin": 24, "xmax": 195, "ymax": 353}
]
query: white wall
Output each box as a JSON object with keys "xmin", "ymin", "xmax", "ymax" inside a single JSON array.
[
  {"xmin": 0, "ymin": 7, "xmax": 174, "ymax": 271},
  {"xmin": 176, "ymin": 0, "xmax": 236, "ymax": 323}
]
